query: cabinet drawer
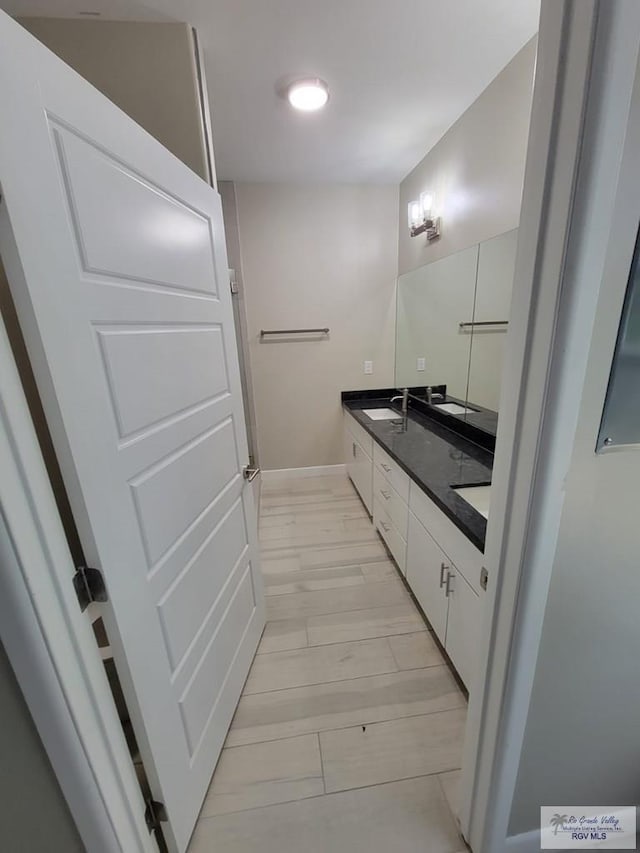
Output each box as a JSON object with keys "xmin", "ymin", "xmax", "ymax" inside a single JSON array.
[
  {"xmin": 373, "ymin": 498, "xmax": 407, "ymax": 575},
  {"xmin": 373, "ymin": 444, "xmax": 410, "ymax": 503},
  {"xmin": 344, "ymin": 411, "xmax": 373, "ymax": 458},
  {"xmin": 373, "ymin": 466, "xmax": 408, "ymax": 539},
  {"xmin": 409, "ymin": 482, "xmax": 484, "ymax": 594},
  {"xmin": 406, "ymin": 511, "xmax": 449, "ymax": 642}
]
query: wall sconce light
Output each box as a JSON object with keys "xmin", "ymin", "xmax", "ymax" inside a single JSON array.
[{"xmin": 408, "ymin": 192, "xmax": 441, "ymax": 240}]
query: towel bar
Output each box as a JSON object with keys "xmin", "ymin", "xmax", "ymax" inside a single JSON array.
[{"xmin": 260, "ymin": 327, "xmax": 329, "ymax": 338}]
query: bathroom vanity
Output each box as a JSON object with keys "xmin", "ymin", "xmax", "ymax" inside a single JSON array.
[
  {"xmin": 342, "ymin": 389, "xmax": 494, "ymax": 690},
  {"xmin": 339, "ymin": 226, "xmax": 516, "ymax": 690}
]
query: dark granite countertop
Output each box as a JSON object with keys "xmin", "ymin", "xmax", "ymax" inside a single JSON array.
[{"xmin": 342, "ymin": 395, "xmax": 494, "ymax": 552}]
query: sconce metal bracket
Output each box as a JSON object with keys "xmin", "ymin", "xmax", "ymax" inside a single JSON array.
[{"xmin": 410, "ymin": 216, "xmax": 441, "ymax": 241}]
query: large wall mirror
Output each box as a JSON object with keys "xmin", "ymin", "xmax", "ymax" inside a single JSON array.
[{"xmin": 395, "ymin": 228, "xmax": 518, "ymax": 429}]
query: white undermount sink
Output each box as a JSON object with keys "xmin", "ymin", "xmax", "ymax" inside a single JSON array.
[
  {"xmin": 435, "ymin": 402, "xmax": 474, "ymax": 415},
  {"xmin": 453, "ymin": 484, "xmax": 491, "ymax": 519},
  {"xmin": 362, "ymin": 408, "xmax": 402, "ymax": 421}
]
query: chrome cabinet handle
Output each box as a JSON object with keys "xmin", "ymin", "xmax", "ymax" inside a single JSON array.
[
  {"xmin": 243, "ymin": 465, "xmax": 261, "ymax": 482},
  {"xmin": 381, "ymin": 490, "xmax": 391, "ymax": 500},
  {"xmin": 380, "ymin": 521, "xmax": 390, "ymax": 533},
  {"xmin": 352, "ymin": 442, "xmax": 356, "ymax": 458},
  {"xmin": 381, "ymin": 463, "xmax": 391, "ymax": 473},
  {"xmin": 439, "ymin": 562, "xmax": 449, "ymax": 588},
  {"xmin": 445, "ymin": 570, "xmax": 455, "ymax": 598}
]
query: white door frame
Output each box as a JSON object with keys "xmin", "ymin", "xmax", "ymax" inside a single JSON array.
[
  {"xmin": 0, "ymin": 254, "xmax": 154, "ymax": 852},
  {"xmin": 3, "ymin": 3, "xmax": 640, "ymax": 852},
  {"xmin": 460, "ymin": 1, "xmax": 640, "ymax": 850}
]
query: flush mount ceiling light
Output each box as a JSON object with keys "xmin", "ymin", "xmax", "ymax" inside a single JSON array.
[{"xmin": 286, "ymin": 78, "xmax": 330, "ymax": 112}]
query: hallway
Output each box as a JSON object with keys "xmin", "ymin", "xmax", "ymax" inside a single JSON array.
[{"xmin": 189, "ymin": 473, "xmax": 468, "ymax": 853}]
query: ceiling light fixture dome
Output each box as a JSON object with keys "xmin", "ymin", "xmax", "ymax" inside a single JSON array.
[{"xmin": 286, "ymin": 78, "xmax": 329, "ymax": 112}]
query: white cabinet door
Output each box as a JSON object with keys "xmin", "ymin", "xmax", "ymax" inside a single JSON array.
[
  {"xmin": 0, "ymin": 15, "xmax": 264, "ymax": 852},
  {"xmin": 444, "ymin": 567, "xmax": 482, "ymax": 690},
  {"xmin": 344, "ymin": 411, "xmax": 374, "ymax": 458},
  {"xmin": 344, "ymin": 419, "xmax": 372, "ymax": 515},
  {"xmin": 406, "ymin": 511, "xmax": 449, "ymax": 642},
  {"xmin": 344, "ymin": 420, "xmax": 356, "ymax": 479},
  {"xmin": 352, "ymin": 437, "xmax": 373, "ymax": 515}
]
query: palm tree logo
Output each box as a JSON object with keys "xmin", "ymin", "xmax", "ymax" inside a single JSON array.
[{"xmin": 550, "ymin": 814, "xmax": 569, "ymax": 835}]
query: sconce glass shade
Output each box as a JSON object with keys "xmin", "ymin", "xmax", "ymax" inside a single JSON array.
[
  {"xmin": 420, "ymin": 192, "xmax": 434, "ymax": 220},
  {"xmin": 408, "ymin": 201, "xmax": 422, "ymax": 231}
]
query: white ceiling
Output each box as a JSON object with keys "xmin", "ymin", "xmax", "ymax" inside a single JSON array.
[{"xmin": 3, "ymin": 0, "xmax": 540, "ymax": 183}]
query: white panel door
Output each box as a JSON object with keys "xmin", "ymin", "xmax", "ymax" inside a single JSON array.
[{"xmin": 0, "ymin": 14, "xmax": 264, "ymax": 852}]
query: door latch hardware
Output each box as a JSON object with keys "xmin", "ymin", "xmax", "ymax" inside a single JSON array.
[
  {"xmin": 480, "ymin": 567, "xmax": 489, "ymax": 591},
  {"xmin": 73, "ymin": 566, "xmax": 108, "ymax": 612},
  {"xmin": 144, "ymin": 799, "xmax": 168, "ymax": 834},
  {"xmin": 243, "ymin": 465, "xmax": 261, "ymax": 482}
]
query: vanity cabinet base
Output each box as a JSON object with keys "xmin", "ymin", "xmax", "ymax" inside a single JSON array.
[{"xmin": 343, "ymin": 408, "xmax": 484, "ymax": 690}]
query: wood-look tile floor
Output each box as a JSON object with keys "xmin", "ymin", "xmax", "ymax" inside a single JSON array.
[{"xmin": 188, "ymin": 474, "xmax": 468, "ymax": 853}]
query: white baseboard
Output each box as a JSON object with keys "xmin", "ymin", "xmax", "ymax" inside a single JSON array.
[
  {"xmin": 505, "ymin": 829, "xmax": 541, "ymax": 853},
  {"xmin": 261, "ymin": 464, "xmax": 346, "ymax": 482}
]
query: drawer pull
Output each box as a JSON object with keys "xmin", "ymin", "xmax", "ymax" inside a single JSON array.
[
  {"xmin": 439, "ymin": 562, "xmax": 449, "ymax": 588},
  {"xmin": 352, "ymin": 442, "xmax": 356, "ymax": 458},
  {"xmin": 380, "ymin": 490, "xmax": 391, "ymax": 500},
  {"xmin": 380, "ymin": 521, "xmax": 390, "ymax": 533},
  {"xmin": 381, "ymin": 463, "xmax": 391, "ymax": 473}
]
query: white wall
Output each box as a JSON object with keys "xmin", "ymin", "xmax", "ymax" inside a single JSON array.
[
  {"xmin": 18, "ymin": 17, "xmax": 210, "ymax": 182},
  {"xmin": 0, "ymin": 640, "xmax": 83, "ymax": 852},
  {"xmin": 398, "ymin": 38, "xmax": 536, "ymax": 276},
  {"xmin": 505, "ymin": 6, "xmax": 640, "ymax": 833},
  {"xmin": 231, "ymin": 182, "xmax": 399, "ymax": 470},
  {"xmin": 508, "ymin": 269, "xmax": 640, "ymax": 835}
]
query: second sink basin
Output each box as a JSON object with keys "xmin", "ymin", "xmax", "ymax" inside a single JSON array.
[
  {"xmin": 362, "ymin": 408, "xmax": 401, "ymax": 420},
  {"xmin": 435, "ymin": 402, "xmax": 475, "ymax": 415},
  {"xmin": 452, "ymin": 484, "xmax": 491, "ymax": 519}
]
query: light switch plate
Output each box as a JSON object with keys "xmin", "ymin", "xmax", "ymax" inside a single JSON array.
[
  {"xmin": 364, "ymin": 360, "xmax": 373, "ymax": 374},
  {"xmin": 417, "ymin": 357, "xmax": 426, "ymax": 372}
]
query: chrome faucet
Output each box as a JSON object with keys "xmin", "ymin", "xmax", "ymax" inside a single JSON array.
[
  {"xmin": 426, "ymin": 386, "xmax": 444, "ymax": 404},
  {"xmin": 390, "ymin": 388, "xmax": 409, "ymax": 416}
]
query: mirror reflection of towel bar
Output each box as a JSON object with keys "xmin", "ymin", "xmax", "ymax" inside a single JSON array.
[
  {"xmin": 459, "ymin": 320, "xmax": 509, "ymax": 329},
  {"xmin": 260, "ymin": 328, "xmax": 329, "ymax": 338}
]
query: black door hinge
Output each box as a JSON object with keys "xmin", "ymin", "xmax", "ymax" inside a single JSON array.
[
  {"xmin": 145, "ymin": 799, "xmax": 168, "ymax": 834},
  {"xmin": 73, "ymin": 566, "xmax": 108, "ymax": 611}
]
